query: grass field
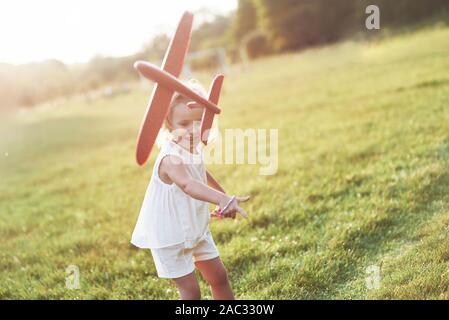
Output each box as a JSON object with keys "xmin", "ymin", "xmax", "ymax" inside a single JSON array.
[{"xmin": 1, "ymin": 24, "xmax": 449, "ymax": 299}]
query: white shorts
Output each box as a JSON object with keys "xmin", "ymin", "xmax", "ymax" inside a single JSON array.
[{"xmin": 150, "ymin": 230, "xmax": 220, "ymax": 279}]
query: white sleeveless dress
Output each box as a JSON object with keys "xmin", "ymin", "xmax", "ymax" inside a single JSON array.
[{"xmin": 130, "ymin": 139, "xmax": 210, "ymax": 249}]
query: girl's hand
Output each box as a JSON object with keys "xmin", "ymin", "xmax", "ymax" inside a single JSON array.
[
  {"xmin": 217, "ymin": 195, "xmax": 251, "ymax": 219},
  {"xmin": 210, "ymin": 206, "xmax": 221, "ymax": 218}
]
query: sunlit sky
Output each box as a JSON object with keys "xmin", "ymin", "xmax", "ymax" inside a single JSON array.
[{"xmin": 0, "ymin": 0, "xmax": 237, "ymax": 65}]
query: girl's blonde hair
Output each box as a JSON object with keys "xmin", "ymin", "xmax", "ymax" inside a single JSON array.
[{"xmin": 156, "ymin": 78, "xmax": 220, "ymax": 147}]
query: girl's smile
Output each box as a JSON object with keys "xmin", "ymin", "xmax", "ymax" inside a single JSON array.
[{"xmin": 170, "ymin": 101, "xmax": 203, "ymax": 153}]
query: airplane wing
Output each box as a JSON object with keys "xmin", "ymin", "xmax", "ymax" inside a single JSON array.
[
  {"xmin": 134, "ymin": 61, "xmax": 221, "ymax": 114},
  {"xmin": 135, "ymin": 11, "xmax": 193, "ymax": 166}
]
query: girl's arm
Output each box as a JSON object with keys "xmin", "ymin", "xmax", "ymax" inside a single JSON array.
[
  {"xmin": 206, "ymin": 170, "xmax": 226, "ymax": 194},
  {"xmin": 161, "ymin": 155, "xmax": 231, "ymax": 209}
]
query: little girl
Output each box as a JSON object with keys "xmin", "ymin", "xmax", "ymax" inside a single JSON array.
[{"xmin": 131, "ymin": 79, "xmax": 250, "ymax": 300}]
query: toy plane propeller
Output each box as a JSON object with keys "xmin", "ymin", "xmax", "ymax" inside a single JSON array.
[{"xmin": 134, "ymin": 11, "xmax": 224, "ymax": 166}]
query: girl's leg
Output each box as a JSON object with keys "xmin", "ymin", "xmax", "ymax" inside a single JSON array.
[
  {"xmin": 173, "ymin": 271, "xmax": 201, "ymax": 300},
  {"xmin": 195, "ymin": 257, "xmax": 234, "ymax": 300}
]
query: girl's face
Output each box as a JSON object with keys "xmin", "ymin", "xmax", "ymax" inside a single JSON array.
[{"xmin": 169, "ymin": 100, "xmax": 203, "ymax": 147}]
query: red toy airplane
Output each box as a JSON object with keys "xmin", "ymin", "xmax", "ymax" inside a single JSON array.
[{"xmin": 134, "ymin": 11, "xmax": 224, "ymax": 166}]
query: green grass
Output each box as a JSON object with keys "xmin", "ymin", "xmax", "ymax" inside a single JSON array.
[{"xmin": 1, "ymin": 24, "xmax": 449, "ymax": 299}]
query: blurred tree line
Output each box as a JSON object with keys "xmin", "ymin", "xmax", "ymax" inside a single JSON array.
[
  {"xmin": 240, "ymin": 0, "xmax": 449, "ymax": 53},
  {"xmin": 1, "ymin": 0, "xmax": 448, "ymax": 110}
]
